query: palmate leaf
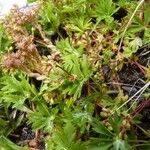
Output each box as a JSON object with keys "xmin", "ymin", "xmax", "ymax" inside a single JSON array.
[
  {"xmin": 0, "ymin": 73, "xmax": 37, "ymax": 108},
  {"xmin": 29, "ymin": 102, "xmax": 58, "ymax": 133},
  {"xmin": 1, "ymin": 94, "xmax": 27, "ymax": 108},
  {"xmin": 49, "ymin": 122, "xmax": 88, "ymax": 150},
  {"xmin": 91, "ymin": 117, "xmax": 131, "ymax": 150},
  {"xmin": 61, "ymin": 80, "xmax": 84, "ymax": 100},
  {"xmin": 65, "ymin": 54, "xmax": 93, "ymax": 80},
  {"xmin": 60, "ymin": 0, "xmax": 89, "ymax": 14},
  {"xmin": 67, "ymin": 15, "xmax": 91, "ymax": 33},
  {"xmin": 63, "ymin": 54, "xmax": 83, "ymax": 77},
  {"xmin": 40, "ymin": 0, "xmax": 61, "ymax": 33},
  {"xmin": 55, "ymin": 122, "xmax": 76, "ymax": 149},
  {"xmin": 57, "ymin": 38, "xmax": 78, "ymax": 54},
  {"xmin": 123, "ymin": 37, "xmax": 142, "ymax": 58},
  {"xmin": 113, "ymin": 138, "xmax": 131, "ymax": 150},
  {"xmin": 62, "ymin": 47, "xmax": 92, "ymax": 80},
  {"xmin": 57, "ymin": 39, "xmax": 93, "ymax": 100},
  {"xmin": 128, "ymin": 16, "xmax": 145, "ymax": 34},
  {"xmin": 29, "ymin": 112, "xmax": 55, "ymax": 132},
  {"xmin": 88, "ymin": 138, "xmax": 131, "ymax": 150},
  {"xmin": 95, "ymin": 0, "xmax": 119, "ymax": 19}
]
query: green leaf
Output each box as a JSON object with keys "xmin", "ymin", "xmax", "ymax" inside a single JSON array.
[
  {"xmin": 81, "ymin": 55, "xmax": 93, "ymax": 79},
  {"xmin": 50, "ymin": 122, "xmax": 88, "ymax": 150},
  {"xmin": 128, "ymin": 16, "xmax": 145, "ymax": 33},
  {"xmin": 67, "ymin": 15, "xmax": 91, "ymax": 33},
  {"xmin": 109, "ymin": 113, "xmax": 122, "ymax": 135},
  {"xmin": 92, "ymin": 119, "xmax": 113, "ymax": 137},
  {"xmin": 113, "ymin": 138, "xmax": 131, "ymax": 150},
  {"xmin": 144, "ymin": 4, "xmax": 150, "ymax": 24},
  {"xmin": 62, "ymin": 80, "xmax": 84, "ymax": 100},
  {"xmin": 123, "ymin": 37, "xmax": 142, "ymax": 58},
  {"xmin": 0, "ymin": 74, "xmax": 37, "ymax": 108},
  {"xmin": 5, "ymin": 114, "xmax": 24, "ymax": 136},
  {"xmin": 88, "ymin": 138, "xmax": 113, "ymax": 150},
  {"xmin": 29, "ymin": 103, "xmax": 57, "ymax": 133},
  {"xmin": 136, "ymin": 143, "xmax": 150, "ymax": 150},
  {"xmin": 95, "ymin": 0, "xmax": 119, "ymax": 19},
  {"xmin": 0, "ymin": 136, "xmax": 28, "ymax": 150},
  {"xmin": 129, "ymin": 37, "xmax": 143, "ymax": 50}
]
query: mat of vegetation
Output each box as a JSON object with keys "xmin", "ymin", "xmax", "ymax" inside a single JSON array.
[{"xmin": 1, "ymin": 0, "xmax": 150, "ymax": 149}]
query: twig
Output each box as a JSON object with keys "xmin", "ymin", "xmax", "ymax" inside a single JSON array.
[
  {"xmin": 112, "ymin": 81, "xmax": 150, "ymax": 114},
  {"xmin": 131, "ymin": 99, "xmax": 150, "ymax": 117}
]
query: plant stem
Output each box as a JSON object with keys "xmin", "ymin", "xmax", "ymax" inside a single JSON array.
[{"xmin": 118, "ymin": 0, "xmax": 145, "ymax": 53}]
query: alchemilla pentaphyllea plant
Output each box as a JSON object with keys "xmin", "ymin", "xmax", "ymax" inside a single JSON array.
[{"xmin": 0, "ymin": 0, "xmax": 150, "ymax": 149}]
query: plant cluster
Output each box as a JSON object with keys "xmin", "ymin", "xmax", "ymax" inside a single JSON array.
[{"xmin": 0, "ymin": 0, "xmax": 150, "ymax": 149}]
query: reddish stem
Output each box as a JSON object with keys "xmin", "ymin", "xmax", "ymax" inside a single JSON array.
[
  {"xmin": 131, "ymin": 99, "xmax": 150, "ymax": 118},
  {"xmin": 132, "ymin": 61, "xmax": 146, "ymax": 75}
]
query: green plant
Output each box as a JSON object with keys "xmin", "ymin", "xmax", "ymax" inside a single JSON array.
[
  {"xmin": 46, "ymin": 122, "xmax": 88, "ymax": 150},
  {"xmin": 0, "ymin": 73, "xmax": 37, "ymax": 108},
  {"xmin": 0, "ymin": 0, "xmax": 150, "ymax": 149}
]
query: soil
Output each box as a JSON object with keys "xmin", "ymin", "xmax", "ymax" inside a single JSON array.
[{"xmin": 9, "ymin": 123, "xmax": 45, "ymax": 149}]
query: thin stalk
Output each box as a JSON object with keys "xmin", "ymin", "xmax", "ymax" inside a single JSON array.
[
  {"xmin": 118, "ymin": 0, "xmax": 145, "ymax": 52},
  {"xmin": 112, "ymin": 81, "xmax": 150, "ymax": 114}
]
